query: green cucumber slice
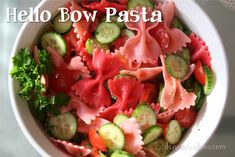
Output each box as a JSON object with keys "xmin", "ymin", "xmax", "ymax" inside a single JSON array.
[
  {"xmin": 177, "ymin": 48, "xmax": 191, "ymax": 62},
  {"xmin": 52, "ymin": 13, "xmax": 72, "ymax": 34},
  {"xmin": 127, "ymin": 0, "xmax": 154, "ymax": 10},
  {"xmin": 98, "ymin": 123, "xmax": 125, "ymax": 151},
  {"xmin": 111, "ymin": 150, "xmax": 133, "ymax": 157},
  {"xmin": 113, "ymin": 114, "xmax": 129, "ymax": 126},
  {"xmin": 132, "ymin": 103, "xmax": 156, "ymax": 132},
  {"xmin": 48, "ymin": 112, "xmax": 77, "ymax": 141},
  {"xmin": 95, "ymin": 22, "xmax": 121, "ymax": 44},
  {"xmin": 115, "ymin": 73, "xmax": 136, "ymax": 79},
  {"xmin": 203, "ymin": 65, "xmax": 214, "ymax": 95},
  {"xmin": 191, "ymin": 81, "xmax": 202, "ymax": 106},
  {"xmin": 157, "ymin": 83, "xmax": 164, "ymax": 103},
  {"xmin": 146, "ymin": 138, "xmax": 169, "ymax": 157},
  {"xmin": 143, "ymin": 125, "xmax": 163, "ymax": 145},
  {"xmin": 101, "ymin": 15, "xmax": 125, "ymax": 29},
  {"xmin": 166, "ymin": 120, "xmax": 182, "ymax": 145},
  {"xmin": 40, "ymin": 32, "xmax": 66, "ymax": 56},
  {"xmin": 122, "ymin": 29, "xmax": 135, "ymax": 38},
  {"xmin": 165, "ymin": 54, "xmax": 189, "ymax": 80},
  {"xmin": 195, "ymin": 92, "xmax": 205, "ymax": 111},
  {"xmin": 85, "ymin": 38, "xmax": 109, "ymax": 55}
]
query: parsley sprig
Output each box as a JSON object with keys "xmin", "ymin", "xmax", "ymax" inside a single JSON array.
[{"xmin": 11, "ymin": 48, "xmax": 69, "ymax": 120}]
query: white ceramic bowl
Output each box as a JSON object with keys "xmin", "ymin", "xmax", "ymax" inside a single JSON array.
[{"xmin": 8, "ymin": 0, "xmax": 229, "ymax": 157}]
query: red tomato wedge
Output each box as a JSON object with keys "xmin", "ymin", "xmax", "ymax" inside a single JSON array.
[
  {"xmin": 174, "ymin": 108, "xmax": 197, "ymax": 128},
  {"xmin": 194, "ymin": 60, "xmax": 206, "ymax": 85},
  {"xmin": 150, "ymin": 24, "xmax": 170, "ymax": 50},
  {"xmin": 88, "ymin": 128, "xmax": 107, "ymax": 152},
  {"xmin": 157, "ymin": 123, "xmax": 168, "ymax": 139},
  {"xmin": 112, "ymin": 35, "xmax": 127, "ymax": 50}
]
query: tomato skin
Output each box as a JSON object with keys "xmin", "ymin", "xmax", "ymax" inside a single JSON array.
[
  {"xmin": 174, "ymin": 108, "xmax": 197, "ymax": 128},
  {"xmin": 194, "ymin": 60, "xmax": 206, "ymax": 85},
  {"xmin": 88, "ymin": 128, "xmax": 107, "ymax": 152},
  {"xmin": 157, "ymin": 123, "xmax": 168, "ymax": 139},
  {"xmin": 157, "ymin": 28, "xmax": 170, "ymax": 50},
  {"xmin": 151, "ymin": 25, "xmax": 170, "ymax": 50},
  {"xmin": 48, "ymin": 67, "xmax": 78, "ymax": 93},
  {"xmin": 112, "ymin": 35, "xmax": 127, "ymax": 49}
]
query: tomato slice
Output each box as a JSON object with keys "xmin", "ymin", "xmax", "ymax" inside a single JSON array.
[
  {"xmin": 112, "ymin": 35, "xmax": 127, "ymax": 50},
  {"xmin": 157, "ymin": 123, "xmax": 168, "ymax": 139},
  {"xmin": 174, "ymin": 108, "xmax": 197, "ymax": 128},
  {"xmin": 194, "ymin": 60, "xmax": 206, "ymax": 85},
  {"xmin": 64, "ymin": 29, "xmax": 79, "ymax": 63},
  {"xmin": 88, "ymin": 128, "xmax": 107, "ymax": 152},
  {"xmin": 151, "ymin": 25, "xmax": 170, "ymax": 50}
]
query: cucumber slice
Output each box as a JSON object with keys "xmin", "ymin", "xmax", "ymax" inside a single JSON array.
[
  {"xmin": 157, "ymin": 83, "xmax": 164, "ymax": 103},
  {"xmin": 143, "ymin": 125, "xmax": 163, "ymax": 145},
  {"xmin": 115, "ymin": 73, "xmax": 136, "ymax": 79},
  {"xmin": 52, "ymin": 13, "xmax": 72, "ymax": 34},
  {"xmin": 195, "ymin": 92, "xmax": 205, "ymax": 111},
  {"xmin": 95, "ymin": 22, "xmax": 121, "ymax": 44},
  {"xmin": 191, "ymin": 81, "xmax": 202, "ymax": 105},
  {"xmin": 101, "ymin": 15, "xmax": 125, "ymax": 29},
  {"xmin": 165, "ymin": 54, "xmax": 189, "ymax": 80},
  {"xmin": 132, "ymin": 103, "xmax": 156, "ymax": 132},
  {"xmin": 127, "ymin": 0, "xmax": 154, "ymax": 10},
  {"xmin": 48, "ymin": 112, "xmax": 77, "ymax": 141},
  {"xmin": 203, "ymin": 65, "xmax": 214, "ymax": 95},
  {"xmin": 113, "ymin": 114, "xmax": 128, "ymax": 126},
  {"xmin": 166, "ymin": 120, "xmax": 182, "ymax": 145},
  {"xmin": 85, "ymin": 38, "xmax": 109, "ymax": 55},
  {"xmin": 122, "ymin": 29, "xmax": 135, "ymax": 38},
  {"xmin": 146, "ymin": 138, "xmax": 169, "ymax": 157},
  {"xmin": 111, "ymin": 150, "xmax": 133, "ymax": 157},
  {"xmin": 98, "ymin": 123, "xmax": 125, "ymax": 151},
  {"xmin": 40, "ymin": 32, "xmax": 66, "ymax": 56},
  {"xmin": 177, "ymin": 48, "xmax": 191, "ymax": 62}
]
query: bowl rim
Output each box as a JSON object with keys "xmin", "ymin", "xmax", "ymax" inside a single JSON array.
[
  {"xmin": 172, "ymin": 0, "xmax": 229, "ymax": 156},
  {"xmin": 8, "ymin": 1, "xmax": 55, "ymax": 157},
  {"xmin": 8, "ymin": 0, "xmax": 230, "ymax": 157}
]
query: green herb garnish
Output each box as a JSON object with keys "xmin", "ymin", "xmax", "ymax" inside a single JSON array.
[{"xmin": 10, "ymin": 48, "xmax": 69, "ymax": 120}]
